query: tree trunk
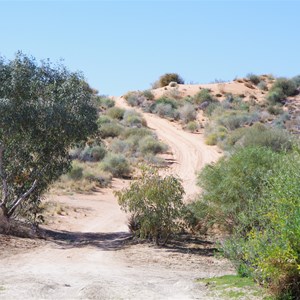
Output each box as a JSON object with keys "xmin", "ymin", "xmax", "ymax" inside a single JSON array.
[{"xmin": 0, "ymin": 206, "xmax": 9, "ymax": 234}]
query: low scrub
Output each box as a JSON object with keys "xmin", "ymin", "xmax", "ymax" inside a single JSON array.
[
  {"xmin": 106, "ymin": 107, "xmax": 125, "ymax": 120},
  {"xmin": 115, "ymin": 168, "xmax": 185, "ymax": 245},
  {"xmin": 139, "ymin": 136, "xmax": 168, "ymax": 155},
  {"xmin": 100, "ymin": 153, "xmax": 131, "ymax": 178}
]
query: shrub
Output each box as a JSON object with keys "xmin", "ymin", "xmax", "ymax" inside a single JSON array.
[
  {"xmin": 185, "ymin": 121, "xmax": 199, "ymax": 132},
  {"xmin": 124, "ymin": 92, "xmax": 146, "ymax": 107},
  {"xmin": 292, "ymin": 75, "xmax": 300, "ymax": 87},
  {"xmin": 139, "ymin": 136, "xmax": 168, "ymax": 155},
  {"xmin": 196, "ymin": 147, "xmax": 281, "ymax": 230},
  {"xmin": 205, "ymin": 133, "xmax": 218, "ymax": 145},
  {"xmin": 68, "ymin": 165, "xmax": 84, "ymax": 180},
  {"xmin": 178, "ymin": 103, "xmax": 197, "ymax": 124},
  {"xmin": 142, "ymin": 90, "xmax": 154, "ymax": 100},
  {"xmin": 246, "ymin": 73, "xmax": 260, "ymax": 85},
  {"xmin": 90, "ymin": 146, "xmax": 107, "ymax": 161},
  {"xmin": 97, "ymin": 115, "xmax": 112, "ymax": 126},
  {"xmin": 115, "ymin": 168, "xmax": 185, "ymax": 245},
  {"xmin": 122, "ymin": 127, "xmax": 152, "ymax": 139},
  {"xmin": 106, "ymin": 107, "xmax": 125, "ymax": 120},
  {"xmin": 97, "ymin": 96, "xmax": 115, "ymax": 109},
  {"xmin": 157, "ymin": 73, "xmax": 184, "ymax": 88},
  {"xmin": 257, "ymin": 80, "xmax": 268, "ymax": 91},
  {"xmin": 99, "ymin": 122, "xmax": 124, "ymax": 138},
  {"xmin": 223, "ymin": 152, "xmax": 300, "ymax": 299},
  {"xmin": 100, "ymin": 154, "xmax": 131, "ymax": 178},
  {"xmin": 267, "ymin": 104, "xmax": 283, "ymax": 115},
  {"xmin": 153, "ymin": 103, "xmax": 177, "ymax": 119},
  {"xmin": 123, "ymin": 110, "xmax": 147, "ymax": 127},
  {"xmin": 217, "ymin": 111, "xmax": 254, "ymax": 130},
  {"xmin": 266, "ymin": 87, "xmax": 285, "ymax": 104},
  {"xmin": 193, "ymin": 89, "xmax": 215, "ymax": 105},
  {"xmin": 271, "ymin": 77, "xmax": 297, "ymax": 97},
  {"xmin": 241, "ymin": 126, "xmax": 293, "ymax": 152}
]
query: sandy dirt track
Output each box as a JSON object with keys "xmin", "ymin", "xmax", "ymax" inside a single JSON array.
[{"xmin": 0, "ymin": 98, "xmax": 232, "ymax": 300}]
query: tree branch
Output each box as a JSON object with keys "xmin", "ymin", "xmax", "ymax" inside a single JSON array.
[{"xmin": 7, "ymin": 179, "xmax": 38, "ymax": 217}]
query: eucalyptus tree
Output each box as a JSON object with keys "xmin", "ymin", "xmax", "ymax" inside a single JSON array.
[{"xmin": 0, "ymin": 53, "xmax": 98, "ymax": 222}]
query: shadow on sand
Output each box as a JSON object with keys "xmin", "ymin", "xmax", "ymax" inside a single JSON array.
[{"xmin": 42, "ymin": 228, "xmax": 132, "ymax": 251}]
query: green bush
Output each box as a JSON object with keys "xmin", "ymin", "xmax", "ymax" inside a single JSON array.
[
  {"xmin": 97, "ymin": 96, "xmax": 115, "ymax": 109},
  {"xmin": 157, "ymin": 73, "xmax": 184, "ymax": 88},
  {"xmin": 90, "ymin": 146, "xmax": 107, "ymax": 161},
  {"xmin": 99, "ymin": 122, "xmax": 124, "ymax": 138},
  {"xmin": 266, "ymin": 87, "xmax": 286, "ymax": 104},
  {"xmin": 106, "ymin": 107, "xmax": 125, "ymax": 120},
  {"xmin": 122, "ymin": 127, "xmax": 152, "ymax": 139},
  {"xmin": 242, "ymin": 125, "xmax": 293, "ymax": 152},
  {"xmin": 193, "ymin": 89, "xmax": 216, "ymax": 105},
  {"xmin": 97, "ymin": 115, "xmax": 112, "ymax": 126},
  {"xmin": 271, "ymin": 78, "xmax": 297, "ymax": 97},
  {"xmin": 142, "ymin": 90, "xmax": 155, "ymax": 100},
  {"xmin": 246, "ymin": 73, "xmax": 260, "ymax": 85},
  {"xmin": 292, "ymin": 75, "xmax": 300, "ymax": 87},
  {"xmin": 100, "ymin": 154, "xmax": 131, "ymax": 178},
  {"xmin": 122, "ymin": 110, "xmax": 147, "ymax": 127},
  {"xmin": 196, "ymin": 147, "xmax": 281, "ymax": 230},
  {"xmin": 223, "ymin": 152, "xmax": 300, "ymax": 298},
  {"xmin": 115, "ymin": 168, "xmax": 185, "ymax": 245},
  {"xmin": 68, "ymin": 165, "xmax": 84, "ymax": 180},
  {"xmin": 139, "ymin": 136, "xmax": 167, "ymax": 155},
  {"xmin": 185, "ymin": 121, "xmax": 199, "ymax": 132}
]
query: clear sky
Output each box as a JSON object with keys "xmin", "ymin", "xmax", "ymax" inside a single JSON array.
[{"xmin": 1, "ymin": 0, "xmax": 299, "ymax": 96}]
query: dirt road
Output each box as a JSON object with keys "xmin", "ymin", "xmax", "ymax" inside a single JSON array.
[{"xmin": 0, "ymin": 99, "xmax": 232, "ymax": 300}]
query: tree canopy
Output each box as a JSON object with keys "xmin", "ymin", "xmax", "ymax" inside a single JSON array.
[{"xmin": 0, "ymin": 53, "xmax": 98, "ymax": 221}]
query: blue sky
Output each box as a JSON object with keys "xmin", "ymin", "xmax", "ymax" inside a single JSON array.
[{"xmin": 1, "ymin": 1, "xmax": 299, "ymax": 95}]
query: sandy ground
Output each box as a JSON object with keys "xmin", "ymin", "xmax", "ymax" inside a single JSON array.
[{"xmin": 0, "ymin": 96, "xmax": 234, "ymax": 300}]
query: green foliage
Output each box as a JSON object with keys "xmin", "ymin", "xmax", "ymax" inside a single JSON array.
[
  {"xmin": 247, "ymin": 73, "xmax": 260, "ymax": 85},
  {"xmin": 0, "ymin": 53, "xmax": 98, "ymax": 220},
  {"xmin": 100, "ymin": 154, "xmax": 131, "ymax": 178},
  {"xmin": 224, "ymin": 152, "xmax": 300, "ymax": 299},
  {"xmin": 266, "ymin": 88, "xmax": 286, "ymax": 104},
  {"xmin": 139, "ymin": 136, "xmax": 168, "ymax": 155},
  {"xmin": 97, "ymin": 96, "xmax": 115, "ymax": 109},
  {"xmin": 185, "ymin": 121, "xmax": 199, "ymax": 132},
  {"xmin": 99, "ymin": 122, "xmax": 124, "ymax": 138},
  {"xmin": 157, "ymin": 73, "xmax": 184, "ymax": 88},
  {"xmin": 193, "ymin": 89, "xmax": 216, "ymax": 105},
  {"xmin": 271, "ymin": 78, "xmax": 297, "ymax": 97},
  {"xmin": 226, "ymin": 124, "xmax": 293, "ymax": 152},
  {"xmin": 122, "ymin": 110, "xmax": 146, "ymax": 127},
  {"xmin": 106, "ymin": 107, "xmax": 125, "ymax": 120},
  {"xmin": 267, "ymin": 78, "xmax": 297, "ymax": 104},
  {"xmin": 142, "ymin": 90, "xmax": 154, "ymax": 100},
  {"xmin": 292, "ymin": 75, "xmax": 300, "ymax": 87},
  {"xmin": 115, "ymin": 168, "xmax": 185, "ymax": 245},
  {"xmin": 196, "ymin": 147, "xmax": 281, "ymax": 230},
  {"xmin": 68, "ymin": 165, "xmax": 84, "ymax": 181}
]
